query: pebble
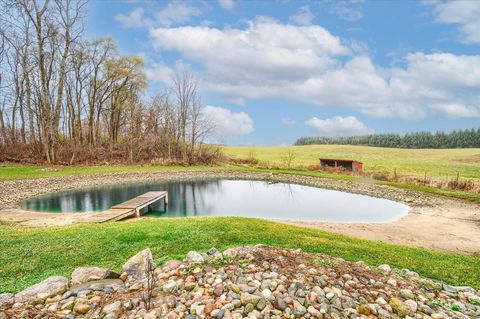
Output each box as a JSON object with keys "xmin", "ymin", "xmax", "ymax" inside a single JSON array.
[{"xmin": 2, "ymin": 245, "xmax": 479, "ymax": 319}]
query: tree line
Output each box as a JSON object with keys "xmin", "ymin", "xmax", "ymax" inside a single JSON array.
[
  {"xmin": 0, "ymin": 0, "xmax": 217, "ymax": 164},
  {"xmin": 295, "ymin": 128, "xmax": 480, "ymax": 149}
]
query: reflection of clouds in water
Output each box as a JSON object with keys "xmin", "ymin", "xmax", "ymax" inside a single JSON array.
[
  {"xmin": 262, "ymin": 181, "xmax": 298, "ymax": 203},
  {"xmin": 21, "ymin": 179, "xmax": 409, "ymax": 223}
]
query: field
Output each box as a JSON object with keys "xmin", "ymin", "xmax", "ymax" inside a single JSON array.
[
  {"xmin": 1, "ymin": 217, "xmax": 479, "ymax": 293},
  {"xmin": 223, "ymin": 145, "xmax": 480, "ymax": 180}
]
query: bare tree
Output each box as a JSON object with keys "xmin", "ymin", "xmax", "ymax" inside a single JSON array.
[{"xmin": 0, "ymin": 1, "xmax": 220, "ymax": 165}]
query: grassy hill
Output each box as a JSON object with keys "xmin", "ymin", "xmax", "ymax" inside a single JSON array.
[{"xmin": 223, "ymin": 145, "xmax": 480, "ymax": 180}]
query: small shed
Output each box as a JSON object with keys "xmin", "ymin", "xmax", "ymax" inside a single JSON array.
[{"xmin": 319, "ymin": 158, "xmax": 363, "ymax": 172}]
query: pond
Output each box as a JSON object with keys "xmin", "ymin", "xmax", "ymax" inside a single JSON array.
[{"xmin": 21, "ymin": 179, "xmax": 410, "ymax": 222}]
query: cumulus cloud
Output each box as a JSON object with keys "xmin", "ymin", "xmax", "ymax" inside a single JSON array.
[
  {"xmin": 149, "ymin": 17, "xmax": 350, "ymax": 88},
  {"xmin": 429, "ymin": 0, "xmax": 480, "ymax": 44},
  {"xmin": 147, "ymin": 17, "xmax": 480, "ymax": 120},
  {"xmin": 290, "ymin": 6, "xmax": 314, "ymax": 26},
  {"xmin": 305, "ymin": 116, "xmax": 374, "ymax": 136},
  {"xmin": 218, "ymin": 0, "xmax": 235, "ymax": 11},
  {"xmin": 202, "ymin": 106, "xmax": 254, "ymax": 139}
]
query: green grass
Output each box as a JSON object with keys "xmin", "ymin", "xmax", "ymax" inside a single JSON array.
[
  {"xmin": 222, "ymin": 145, "xmax": 480, "ymax": 180},
  {"xmin": 0, "ymin": 163, "xmax": 224, "ymax": 180},
  {"xmin": 1, "ymin": 217, "xmax": 479, "ymax": 293}
]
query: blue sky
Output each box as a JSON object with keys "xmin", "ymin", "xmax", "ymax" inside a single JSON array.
[{"xmin": 86, "ymin": 0, "xmax": 480, "ymax": 145}]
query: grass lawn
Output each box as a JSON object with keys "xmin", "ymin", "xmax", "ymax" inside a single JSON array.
[
  {"xmin": 0, "ymin": 164, "xmax": 224, "ymax": 181},
  {"xmin": 223, "ymin": 145, "xmax": 480, "ymax": 180},
  {"xmin": 1, "ymin": 217, "xmax": 479, "ymax": 293}
]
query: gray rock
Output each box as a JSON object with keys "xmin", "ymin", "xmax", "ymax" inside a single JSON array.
[
  {"xmin": 122, "ymin": 248, "xmax": 156, "ymax": 282},
  {"xmin": 186, "ymin": 251, "xmax": 205, "ymax": 264},
  {"xmin": 293, "ymin": 305, "xmax": 307, "ymax": 315},
  {"xmin": 0, "ymin": 293, "xmax": 13, "ymax": 307},
  {"xmin": 103, "ymin": 300, "xmax": 122, "ymax": 314},
  {"xmin": 378, "ymin": 264, "xmax": 391, "ymax": 273},
  {"xmin": 404, "ymin": 299, "xmax": 418, "ymax": 313},
  {"xmin": 15, "ymin": 276, "xmax": 68, "ymax": 304},
  {"xmin": 69, "ymin": 279, "xmax": 125, "ymax": 295},
  {"xmin": 71, "ymin": 267, "xmax": 118, "ymax": 285},
  {"xmin": 420, "ymin": 304, "xmax": 433, "ymax": 315},
  {"xmin": 400, "ymin": 289, "xmax": 415, "ymax": 300}
]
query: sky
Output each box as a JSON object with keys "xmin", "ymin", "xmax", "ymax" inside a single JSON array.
[{"xmin": 86, "ymin": 0, "xmax": 480, "ymax": 145}]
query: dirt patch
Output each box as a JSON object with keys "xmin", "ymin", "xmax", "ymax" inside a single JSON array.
[
  {"xmin": 0, "ymin": 170, "xmax": 479, "ymax": 255},
  {"xmin": 454, "ymin": 153, "xmax": 480, "ymax": 163}
]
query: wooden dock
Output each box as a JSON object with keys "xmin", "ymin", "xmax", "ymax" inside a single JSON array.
[{"xmin": 98, "ymin": 191, "xmax": 168, "ymax": 222}]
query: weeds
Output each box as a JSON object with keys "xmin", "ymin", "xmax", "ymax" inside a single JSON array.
[{"xmin": 313, "ymin": 258, "xmax": 339, "ymax": 268}]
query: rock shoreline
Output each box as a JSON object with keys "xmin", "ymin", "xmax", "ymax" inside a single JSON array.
[
  {"xmin": 0, "ymin": 170, "xmax": 437, "ymax": 211},
  {"xmin": 1, "ymin": 246, "xmax": 479, "ymax": 319}
]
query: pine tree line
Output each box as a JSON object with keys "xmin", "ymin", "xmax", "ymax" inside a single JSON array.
[{"xmin": 294, "ymin": 128, "xmax": 480, "ymax": 148}]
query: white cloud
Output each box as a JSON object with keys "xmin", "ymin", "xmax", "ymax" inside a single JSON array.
[
  {"xmin": 116, "ymin": 1, "xmax": 202, "ymax": 29},
  {"xmin": 430, "ymin": 103, "xmax": 480, "ymax": 118},
  {"xmin": 150, "ymin": 17, "xmax": 350, "ymax": 87},
  {"xmin": 145, "ymin": 61, "xmax": 174, "ymax": 85},
  {"xmin": 281, "ymin": 118, "xmax": 297, "ymax": 125},
  {"xmin": 290, "ymin": 6, "xmax": 314, "ymax": 26},
  {"xmin": 155, "ymin": 1, "xmax": 202, "ymax": 27},
  {"xmin": 305, "ymin": 116, "xmax": 374, "ymax": 136},
  {"xmin": 116, "ymin": 7, "xmax": 147, "ymax": 28},
  {"xmin": 202, "ymin": 106, "xmax": 254, "ymax": 138},
  {"xmin": 218, "ymin": 0, "xmax": 235, "ymax": 11},
  {"xmin": 429, "ymin": 0, "xmax": 480, "ymax": 44},
  {"xmin": 329, "ymin": 1, "xmax": 364, "ymax": 21},
  {"xmin": 148, "ymin": 18, "xmax": 480, "ymax": 120}
]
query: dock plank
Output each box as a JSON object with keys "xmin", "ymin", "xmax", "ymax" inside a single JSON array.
[{"xmin": 98, "ymin": 191, "xmax": 168, "ymax": 222}]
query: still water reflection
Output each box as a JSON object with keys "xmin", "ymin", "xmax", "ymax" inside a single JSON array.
[{"xmin": 21, "ymin": 179, "xmax": 409, "ymax": 222}]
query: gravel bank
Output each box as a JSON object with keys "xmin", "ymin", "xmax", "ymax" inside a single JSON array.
[
  {"xmin": 0, "ymin": 170, "xmax": 437, "ymax": 209},
  {"xmin": 1, "ymin": 245, "xmax": 479, "ymax": 319}
]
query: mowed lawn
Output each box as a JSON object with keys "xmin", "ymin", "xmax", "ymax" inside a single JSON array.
[
  {"xmin": 1, "ymin": 217, "xmax": 480, "ymax": 293},
  {"xmin": 223, "ymin": 145, "xmax": 480, "ymax": 180}
]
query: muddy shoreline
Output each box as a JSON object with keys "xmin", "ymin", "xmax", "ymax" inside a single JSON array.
[{"xmin": 0, "ymin": 170, "xmax": 479, "ymax": 254}]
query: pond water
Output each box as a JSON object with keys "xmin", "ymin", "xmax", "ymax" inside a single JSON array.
[{"xmin": 21, "ymin": 179, "xmax": 409, "ymax": 222}]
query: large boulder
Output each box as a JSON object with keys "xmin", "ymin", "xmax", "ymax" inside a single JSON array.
[
  {"xmin": 122, "ymin": 248, "xmax": 157, "ymax": 282},
  {"xmin": 69, "ymin": 279, "xmax": 125, "ymax": 295},
  {"xmin": 71, "ymin": 267, "xmax": 118, "ymax": 285},
  {"xmin": 15, "ymin": 276, "xmax": 68, "ymax": 304}
]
